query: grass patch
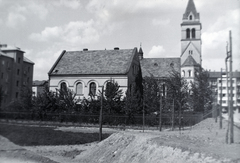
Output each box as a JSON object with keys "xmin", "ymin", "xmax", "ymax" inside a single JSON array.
[{"xmin": 0, "ymin": 123, "xmax": 110, "ymax": 146}]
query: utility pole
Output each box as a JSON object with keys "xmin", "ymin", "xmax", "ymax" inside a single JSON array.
[
  {"xmin": 225, "ymin": 30, "xmax": 234, "ymax": 144},
  {"xmin": 142, "ymin": 97, "xmax": 145, "ymax": 133},
  {"xmin": 171, "ymin": 99, "xmax": 174, "ymax": 131},
  {"xmin": 229, "ymin": 31, "xmax": 234, "ymax": 144},
  {"xmin": 159, "ymin": 85, "xmax": 162, "ymax": 131},
  {"xmin": 219, "ymin": 68, "xmax": 223, "ymax": 129},
  {"xmin": 99, "ymin": 86, "xmax": 104, "ymax": 141}
]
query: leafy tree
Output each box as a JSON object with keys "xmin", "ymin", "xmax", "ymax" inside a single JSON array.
[
  {"xmin": 142, "ymin": 76, "xmax": 160, "ymax": 114},
  {"xmin": 105, "ymin": 80, "xmax": 123, "ymax": 114},
  {"xmin": 0, "ymin": 86, "xmax": 4, "ymax": 109},
  {"xmin": 165, "ymin": 70, "xmax": 189, "ymax": 130},
  {"xmin": 190, "ymin": 68, "xmax": 213, "ymax": 113}
]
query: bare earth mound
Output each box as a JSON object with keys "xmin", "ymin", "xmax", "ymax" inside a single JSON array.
[{"xmin": 1, "ymin": 118, "xmax": 240, "ymax": 163}]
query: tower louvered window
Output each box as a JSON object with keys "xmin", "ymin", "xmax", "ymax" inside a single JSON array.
[
  {"xmin": 192, "ymin": 28, "xmax": 196, "ymax": 38},
  {"xmin": 186, "ymin": 28, "xmax": 190, "ymax": 38}
]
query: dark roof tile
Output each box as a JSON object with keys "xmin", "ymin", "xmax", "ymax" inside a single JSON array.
[
  {"xmin": 140, "ymin": 58, "xmax": 181, "ymax": 78},
  {"xmin": 50, "ymin": 49, "xmax": 136, "ymax": 75}
]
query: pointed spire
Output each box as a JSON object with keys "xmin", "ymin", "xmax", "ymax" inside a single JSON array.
[
  {"xmin": 183, "ymin": 0, "xmax": 199, "ymax": 20},
  {"xmin": 139, "ymin": 43, "xmax": 143, "ymax": 60}
]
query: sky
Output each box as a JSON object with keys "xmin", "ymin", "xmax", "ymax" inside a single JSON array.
[{"xmin": 0, "ymin": 0, "xmax": 239, "ymax": 80}]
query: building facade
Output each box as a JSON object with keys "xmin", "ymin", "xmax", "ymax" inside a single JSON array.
[
  {"xmin": 48, "ymin": 48, "xmax": 141, "ymax": 99},
  {"xmin": 209, "ymin": 71, "xmax": 240, "ymax": 112},
  {"xmin": 0, "ymin": 44, "xmax": 34, "ymax": 109},
  {"xmin": 32, "ymin": 80, "xmax": 49, "ymax": 97}
]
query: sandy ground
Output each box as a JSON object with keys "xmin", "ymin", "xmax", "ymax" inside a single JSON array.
[{"xmin": 0, "ymin": 118, "xmax": 240, "ymax": 163}]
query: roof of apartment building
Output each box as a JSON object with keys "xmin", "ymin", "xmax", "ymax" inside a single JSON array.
[
  {"xmin": 140, "ymin": 58, "xmax": 181, "ymax": 78},
  {"xmin": 209, "ymin": 71, "xmax": 240, "ymax": 78},
  {"xmin": 49, "ymin": 48, "xmax": 138, "ymax": 75},
  {"xmin": 0, "ymin": 45, "xmax": 34, "ymax": 64}
]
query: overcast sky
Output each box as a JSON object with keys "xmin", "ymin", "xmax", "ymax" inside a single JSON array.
[{"xmin": 0, "ymin": 0, "xmax": 239, "ymax": 80}]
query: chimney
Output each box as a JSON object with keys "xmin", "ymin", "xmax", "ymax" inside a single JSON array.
[
  {"xmin": 83, "ymin": 48, "xmax": 88, "ymax": 51},
  {"xmin": 114, "ymin": 47, "xmax": 119, "ymax": 50}
]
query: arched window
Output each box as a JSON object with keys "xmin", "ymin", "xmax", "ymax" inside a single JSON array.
[
  {"xmin": 76, "ymin": 82, "xmax": 83, "ymax": 95},
  {"xmin": 186, "ymin": 28, "xmax": 190, "ymax": 39},
  {"xmin": 188, "ymin": 70, "xmax": 192, "ymax": 77},
  {"xmin": 189, "ymin": 15, "xmax": 192, "ymax": 20},
  {"xmin": 182, "ymin": 70, "xmax": 185, "ymax": 77},
  {"xmin": 60, "ymin": 82, "xmax": 67, "ymax": 91},
  {"xmin": 192, "ymin": 28, "xmax": 195, "ymax": 38},
  {"xmin": 89, "ymin": 82, "xmax": 96, "ymax": 96}
]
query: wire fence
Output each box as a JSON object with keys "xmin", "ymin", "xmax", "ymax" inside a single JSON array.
[{"xmin": 0, "ymin": 111, "xmax": 204, "ymax": 129}]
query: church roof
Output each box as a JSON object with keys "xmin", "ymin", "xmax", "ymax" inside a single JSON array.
[
  {"xmin": 183, "ymin": 0, "xmax": 199, "ymax": 20},
  {"xmin": 181, "ymin": 55, "xmax": 199, "ymax": 67},
  {"xmin": 49, "ymin": 48, "xmax": 138, "ymax": 75},
  {"xmin": 140, "ymin": 58, "xmax": 181, "ymax": 78}
]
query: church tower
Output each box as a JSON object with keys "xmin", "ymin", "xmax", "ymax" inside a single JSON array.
[{"xmin": 181, "ymin": 0, "xmax": 202, "ymax": 82}]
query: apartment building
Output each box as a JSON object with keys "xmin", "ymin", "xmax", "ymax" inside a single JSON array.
[
  {"xmin": 209, "ymin": 71, "xmax": 240, "ymax": 112},
  {"xmin": 0, "ymin": 44, "xmax": 34, "ymax": 109}
]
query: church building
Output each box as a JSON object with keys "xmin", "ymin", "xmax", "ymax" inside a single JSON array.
[{"xmin": 48, "ymin": 48, "xmax": 141, "ymax": 99}]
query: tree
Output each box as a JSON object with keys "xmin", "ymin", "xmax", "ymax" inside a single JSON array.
[
  {"xmin": 190, "ymin": 68, "xmax": 213, "ymax": 113},
  {"xmin": 0, "ymin": 86, "xmax": 4, "ymax": 109},
  {"xmin": 105, "ymin": 80, "xmax": 124, "ymax": 114},
  {"xmin": 142, "ymin": 76, "xmax": 160, "ymax": 114},
  {"xmin": 165, "ymin": 70, "xmax": 189, "ymax": 130}
]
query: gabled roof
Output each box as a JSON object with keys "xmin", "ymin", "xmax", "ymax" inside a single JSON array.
[
  {"xmin": 32, "ymin": 80, "xmax": 48, "ymax": 86},
  {"xmin": 181, "ymin": 55, "xmax": 199, "ymax": 67},
  {"xmin": 181, "ymin": 41, "xmax": 200, "ymax": 57},
  {"xmin": 140, "ymin": 58, "xmax": 181, "ymax": 78},
  {"xmin": 183, "ymin": 0, "xmax": 200, "ymax": 20},
  {"xmin": 49, "ymin": 48, "xmax": 137, "ymax": 75}
]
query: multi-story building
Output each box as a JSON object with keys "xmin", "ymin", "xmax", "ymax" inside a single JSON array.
[
  {"xmin": 0, "ymin": 44, "xmax": 34, "ymax": 109},
  {"xmin": 209, "ymin": 71, "xmax": 240, "ymax": 112},
  {"xmin": 32, "ymin": 80, "xmax": 48, "ymax": 97}
]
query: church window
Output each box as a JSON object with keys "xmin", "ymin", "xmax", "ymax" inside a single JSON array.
[
  {"xmin": 188, "ymin": 70, "xmax": 192, "ymax": 77},
  {"xmin": 192, "ymin": 28, "xmax": 196, "ymax": 38},
  {"xmin": 186, "ymin": 28, "xmax": 190, "ymax": 39},
  {"xmin": 60, "ymin": 82, "xmax": 67, "ymax": 92},
  {"xmin": 189, "ymin": 50, "xmax": 193, "ymax": 55},
  {"xmin": 76, "ymin": 82, "xmax": 83, "ymax": 95},
  {"xmin": 89, "ymin": 82, "xmax": 96, "ymax": 96},
  {"xmin": 182, "ymin": 70, "xmax": 185, "ymax": 77},
  {"xmin": 189, "ymin": 15, "xmax": 192, "ymax": 20}
]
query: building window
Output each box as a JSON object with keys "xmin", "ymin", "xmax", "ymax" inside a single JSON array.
[
  {"xmin": 2, "ymin": 60, "xmax": 5, "ymax": 65},
  {"xmin": 189, "ymin": 15, "xmax": 192, "ymax": 20},
  {"xmin": 18, "ymin": 58, "xmax": 21, "ymax": 63},
  {"xmin": 192, "ymin": 28, "xmax": 196, "ymax": 38},
  {"xmin": 16, "ymin": 92, "xmax": 18, "ymax": 98},
  {"xmin": 60, "ymin": 82, "xmax": 67, "ymax": 92},
  {"xmin": 17, "ymin": 69, "xmax": 20, "ymax": 75},
  {"xmin": 182, "ymin": 70, "xmax": 185, "ymax": 77},
  {"xmin": 16, "ymin": 81, "xmax": 19, "ymax": 87},
  {"xmin": 188, "ymin": 70, "xmax": 192, "ymax": 77},
  {"xmin": 76, "ymin": 82, "xmax": 83, "ymax": 95},
  {"xmin": 89, "ymin": 82, "xmax": 96, "ymax": 96},
  {"xmin": 186, "ymin": 28, "xmax": 190, "ymax": 38},
  {"xmin": 189, "ymin": 50, "xmax": 193, "ymax": 55}
]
